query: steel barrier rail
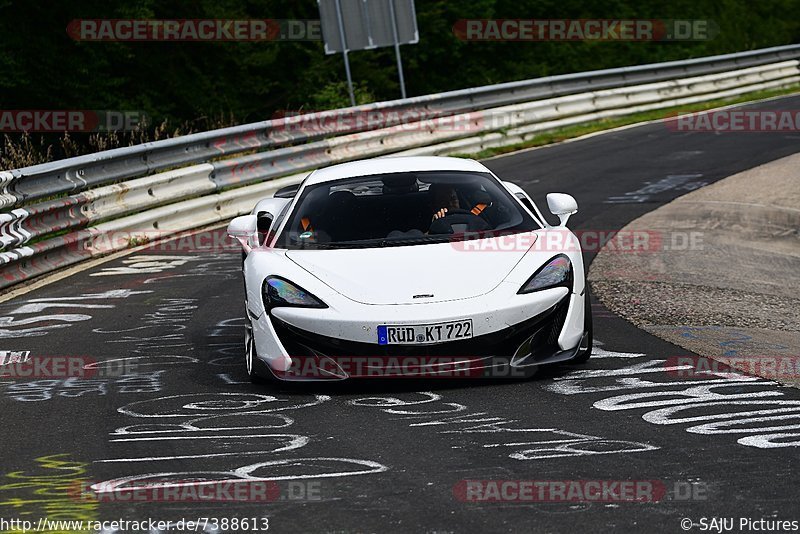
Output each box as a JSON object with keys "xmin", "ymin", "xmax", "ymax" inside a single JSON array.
[
  {"xmin": 2, "ymin": 62, "xmax": 797, "ymax": 249},
  {"xmin": 4, "ymin": 60, "xmax": 796, "ymax": 249},
  {"xmin": 402, "ymin": 75, "xmax": 800, "ymax": 157},
  {"xmin": 202, "ymin": 61, "xmax": 799, "ymax": 185},
  {"xmin": 397, "ymin": 63, "xmax": 800, "ymax": 156},
  {"xmin": 0, "ymin": 173, "xmax": 308, "ymax": 285},
  {"xmin": 2, "ymin": 64, "xmax": 796, "ymax": 288},
  {"xmin": 1, "ymin": 45, "xmax": 800, "ymax": 290}
]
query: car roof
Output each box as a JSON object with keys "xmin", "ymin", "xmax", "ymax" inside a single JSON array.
[{"xmin": 304, "ymin": 156, "xmax": 491, "ymax": 186}]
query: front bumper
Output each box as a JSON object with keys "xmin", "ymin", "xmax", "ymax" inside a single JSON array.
[{"xmin": 258, "ymin": 293, "xmax": 581, "ymax": 380}]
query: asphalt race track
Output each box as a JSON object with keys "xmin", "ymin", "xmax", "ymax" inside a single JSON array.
[{"xmin": 2, "ymin": 96, "xmax": 800, "ymax": 533}]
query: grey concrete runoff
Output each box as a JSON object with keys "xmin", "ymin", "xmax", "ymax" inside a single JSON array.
[{"xmin": 590, "ymin": 152, "xmax": 800, "ymax": 387}]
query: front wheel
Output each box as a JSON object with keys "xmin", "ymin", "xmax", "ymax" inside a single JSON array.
[
  {"xmin": 571, "ymin": 287, "xmax": 593, "ymax": 364},
  {"xmin": 244, "ymin": 320, "xmax": 261, "ymax": 383},
  {"xmin": 243, "ymin": 306, "xmax": 271, "ymax": 384}
]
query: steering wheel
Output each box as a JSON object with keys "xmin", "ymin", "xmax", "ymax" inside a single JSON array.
[{"xmin": 429, "ymin": 208, "xmax": 491, "ymax": 234}]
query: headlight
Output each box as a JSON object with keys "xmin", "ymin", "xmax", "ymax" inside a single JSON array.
[
  {"xmin": 518, "ymin": 254, "xmax": 572, "ymax": 294},
  {"xmin": 262, "ymin": 276, "xmax": 327, "ymax": 310}
]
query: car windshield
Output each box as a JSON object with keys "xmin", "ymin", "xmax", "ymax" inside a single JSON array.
[{"xmin": 274, "ymin": 170, "xmax": 541, "ymax": 250}]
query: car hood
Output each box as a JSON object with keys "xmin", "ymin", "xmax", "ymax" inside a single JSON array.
[{"xmin": 285, "ymin": 235, "xmax": 536, "ymax": 305}]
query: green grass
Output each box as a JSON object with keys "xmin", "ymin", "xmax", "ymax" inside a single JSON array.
[{"xmin": 449, "ymin": 84, "xmax": 800, "ymax": 160}]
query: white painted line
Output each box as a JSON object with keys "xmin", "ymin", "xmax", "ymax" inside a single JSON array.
[{"xmin": 0, "ymin": 222, "xmax": 228, "ymax": 304}]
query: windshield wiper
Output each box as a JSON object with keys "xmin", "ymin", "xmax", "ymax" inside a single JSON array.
[
  {"xmin": 289, "ymin": 234, "xmax": 453, "ymax": 249},
  {"xmin": 333, "ymin": 235, "xmax": 450, "ymax": 248},
  {"xmin": 382, "ymin": 235, "xmax": 450, "ymax": 246}
]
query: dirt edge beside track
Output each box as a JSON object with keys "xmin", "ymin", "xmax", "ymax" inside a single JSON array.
[{"xmin": 589, "ymin": 151, "xmax": 800, "ymax": 387}]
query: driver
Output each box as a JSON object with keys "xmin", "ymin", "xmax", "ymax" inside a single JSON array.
[
  {"xmin": 429, "ymin": 184, "xmax": 491, "ymax": 221},
  {"xmin": 429, "ymin": 184, "xmax": 461, "ymax": 221}
]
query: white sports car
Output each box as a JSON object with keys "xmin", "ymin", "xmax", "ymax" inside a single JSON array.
[{"xmin": 228, "ymin": 156, "xmax": 591, "ymax": 381}]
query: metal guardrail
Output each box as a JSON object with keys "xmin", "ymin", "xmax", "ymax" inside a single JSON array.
[{"xmin": 1, "ymin": 44, "xmax": 800, "ymax": 291}]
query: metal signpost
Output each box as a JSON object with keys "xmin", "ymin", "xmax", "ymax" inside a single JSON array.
[{"xmin": 318, "ymin": 0, "xmax": 419, "ymax": 105}]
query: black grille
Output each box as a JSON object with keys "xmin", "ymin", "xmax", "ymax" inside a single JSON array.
[
  {"xmin": 547, "ymin": 299, "xmax": 570, "ymax": 346},
  {"xmin": 271, "ymin": 296, "xmax": 570, "ymax": 360}
]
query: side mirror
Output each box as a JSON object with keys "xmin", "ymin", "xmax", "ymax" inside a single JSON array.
[
  {"xmin": 227, "ymin": 215, "xmax": 258, "ymax": 251},
  {"xmin": 546, "ymin": 193, "xmax": 578, "ymax": 227}
]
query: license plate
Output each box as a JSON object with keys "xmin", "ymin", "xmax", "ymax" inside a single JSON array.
[{"xmin": 377, "ymin": 320, "xmax": 473, "ymax": 345}]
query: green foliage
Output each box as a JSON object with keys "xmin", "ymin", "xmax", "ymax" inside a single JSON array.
[
  {"xmin": 310, "ymin": 81, "xmax": 376, "ymax": 109},
  {"xmin": 0, "ymin": 0, "xmax": 798, "ymax": 159}
]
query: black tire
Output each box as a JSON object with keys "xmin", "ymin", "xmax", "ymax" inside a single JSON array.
[
  {"xmin": 244, "ymin": 319, "xmax": 265, "ymax": 383},
  {"xmin": 571, "ymin": 287, "xmax": 593, "ymax": 364},
  {"xmin": 243, "ymin": 303, "xmax": 277, "ymax": 384}
]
